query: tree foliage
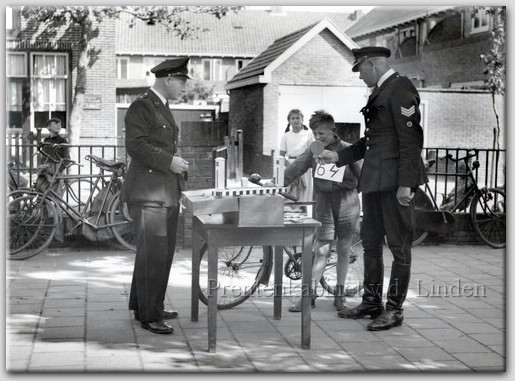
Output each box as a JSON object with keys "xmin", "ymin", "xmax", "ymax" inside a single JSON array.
[
  {"xmin": 476, "ymin": 6, "xmax": 505, "ymax": 96},
  {"xmin": 20, "ymin": 6, "xmax": 240, "ymax": 145},
  {"xmin": 473, "ymin": 6, "xmax": 505, "ymax": 150}
]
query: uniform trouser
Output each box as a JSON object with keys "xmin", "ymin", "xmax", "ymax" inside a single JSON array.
[
  {"xmin": 128, "ymin": 204, "xmax": 180, "ymax": 323},
  {"xmin": 360, "ymin": 191, "xmax": 414, "ymax": 310},
  {"xmin": 361, "ymin": 190, "xmax": 414, "ymax": 265}
]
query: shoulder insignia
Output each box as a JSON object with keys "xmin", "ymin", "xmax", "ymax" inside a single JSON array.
[{"xmin": 401, "ymin": 105, "xmax": 415, "ymax": 117}]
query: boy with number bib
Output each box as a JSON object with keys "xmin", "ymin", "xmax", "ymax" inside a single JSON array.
[{"xmin": 266, "ymin": 110, "xmax": 362, "ymax": 312}]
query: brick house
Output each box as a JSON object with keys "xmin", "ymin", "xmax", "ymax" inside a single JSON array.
[
  {"xmin": 226, "ymin": 19, "xmax": 364, "ymax": 178},
  {"xmin": 6, "ymin": 7, "xmax": 117, "ymax": 145},
  {"xmin": 344, "ymin": 6, "xmax": 505, "ymax": 149},
  {"xmin": 114, "ymin": 7, "xmax": 357, "ymax": 106}
]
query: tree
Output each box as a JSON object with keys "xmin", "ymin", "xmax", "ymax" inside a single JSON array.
[
  {"xmin": 20, "ymin": 6, "xmax": 240, "ymax": 146},
  {"xmin": 474, "ymin": 6, "xmax": 505, "ymax": 151}
]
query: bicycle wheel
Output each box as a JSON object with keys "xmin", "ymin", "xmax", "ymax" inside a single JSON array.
[
  {"xmin": 198, "ymin": 244, "xmax": 272, "ymax": 309},
  {"xmin": 107, "ymin": 192, "xmax": 136, "ymax": 251},
  {"xmin": 6, "ymin": 188, "xmax": 33, "ymax": 203},
  {"xmin": 62, "ymin": 178, "xmax": 101, "ymax": 212},
  {"xmin": 412, "ymin": 189, "xmax": 432, "ymax": 246},
  {"xmin": 7, "ymin": 194, "xmax": 59, "ymax": 260},
  {"xmin": 320, "ymin": 240, "xmax": 363, "ymax": 297},
  {"xmin": 470, "ymin": 187, "xmax": 506, "ymax": 249}
]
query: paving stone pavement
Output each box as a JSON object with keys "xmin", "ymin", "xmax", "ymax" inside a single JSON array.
[{"xmin": 5, "ymin": 243, "xmax": 506, "ymax": 373}]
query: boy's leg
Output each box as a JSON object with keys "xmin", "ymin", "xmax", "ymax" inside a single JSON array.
[{"xmin": 288, "ymin": 239, "xmax": 331, "ymax": 313}]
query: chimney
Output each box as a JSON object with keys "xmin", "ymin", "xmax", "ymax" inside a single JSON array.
[
  {"xmin": 349, "ymin": 10, "xmax": 364, "ymax": 21},
  {"xmin": 270, "ymin": 6, "xmax": 285, "ymax": 15}
]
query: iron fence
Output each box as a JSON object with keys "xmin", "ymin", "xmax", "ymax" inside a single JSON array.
[
  {"xmin": 7, "ymin": 144, "xmax": 128, "ymax": 190},
  {"xmin": 6, "ymin": 142, "xmax": 506, "ymax": 205},
  {"xmin": 422, "ymin": 147, "xmax": 506, "ymax": 208}
]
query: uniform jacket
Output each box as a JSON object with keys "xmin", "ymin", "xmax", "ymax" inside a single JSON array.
[
  {"xmin": 284, "ymin": 137, "xmax": 362, "ymax": 194},
  {"xmin": 121, "ymin": 90, "xmax": 185, "ymax": 207},
  {"xmin": 336, "ymin": 73, "xmax": 428, "ymax": 193}
]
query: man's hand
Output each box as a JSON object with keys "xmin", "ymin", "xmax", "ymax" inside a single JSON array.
[
  {"xmin": 397, "ymin": 186, "xmax": 414, "ymax": 206},
  {"xmin": 263, "ymin": 180, "xmax": 275, "ymax": 187},
  {"xmin": 316, "ymin": 150, "xmax": 339, "ymax": 165},
  {"xmin": 170, "ymin": 156, "xmax": 189, "ymax": 174}
]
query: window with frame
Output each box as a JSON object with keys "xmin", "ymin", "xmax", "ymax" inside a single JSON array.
[
  {"xmin": 202, "ymin": 59, "xmax": 222, "ymax": 81},
  {"xmin": 236, "ymin": 59, "xmax": 246, "ymax": 71},
  {"xmin": 471, "ymin": 8, "xmax": 490, "ymax": 34},
  {"xmin": 6, "ymin": 52, "xmax": 27, "ymax": 130},
  {"xmin": 117, "ymin": 58, "xmax": 128, "ymax": 79},
  {"xmin": 31, "ymin": 52, "xmax": 69, "ymax": 130}
]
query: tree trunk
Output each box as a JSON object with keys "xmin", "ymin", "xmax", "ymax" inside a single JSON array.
[
  {"xmin": 489, "ymin": 91, "xmax": 501, "ymax": 187},
  {"xmin": 68, "ymin": 10, "xmax": 93, "ymax": 151}
]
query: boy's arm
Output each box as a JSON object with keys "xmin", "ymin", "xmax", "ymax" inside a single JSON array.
[{"xmin": 283, "ymin": 149, "xmax": 313, "ymax": 186}]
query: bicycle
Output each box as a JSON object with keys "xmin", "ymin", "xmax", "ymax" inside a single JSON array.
[
  {"xmin": 7, "ymin": 143, "xmax": 99, "ymax": 209},
  {"xmin": 196, "ymin": 202, "xmax": 363, "ymax": 309},
  {"xmin": 7, "ymin": 157, "xmax": 29, "ymax": 194},
  {"xmin": 413, "ymin": 149, "xmax": 505, "ymax": 248},
  {"xmin": 7, "ymin": 147, "xmax": 135, "ymax": 260}
]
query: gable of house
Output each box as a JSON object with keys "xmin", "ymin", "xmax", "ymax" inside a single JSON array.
[{"xmin": 226, "ymin": 18, "xmax": 359, "ymax": 89}]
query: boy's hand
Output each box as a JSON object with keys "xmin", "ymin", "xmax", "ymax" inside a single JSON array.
[
  {"xmin": 263, "ymin": 180, "xmax": 275, "ymax": 187},
  {"xmin": 316, "ymin": 150, "xmax": 339, "ymax": 165}
]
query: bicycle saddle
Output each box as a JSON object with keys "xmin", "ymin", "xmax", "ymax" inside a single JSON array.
[{"xmin": 85, "ymin": 155, "xmax": 125, "ymax": 171}]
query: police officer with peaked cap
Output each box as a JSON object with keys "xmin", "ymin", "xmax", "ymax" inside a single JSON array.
[
  {"xmin": 121, "ymin": 57, "xmax": 191, "ymax": 334},
  {"xmin": 317, "ymin": 46, "xmax": 428, "ymax": 331}
]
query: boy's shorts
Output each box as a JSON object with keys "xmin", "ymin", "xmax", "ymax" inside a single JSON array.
[{"xmin": 315, "ymin": 189, "xmax": 360, "ymax": 242}]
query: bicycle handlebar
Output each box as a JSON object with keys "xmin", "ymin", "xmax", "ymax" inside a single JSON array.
[
  {"xmin": 37, "ymin": 142, "xmax": 81, "ymax": 168},
  {"xmin": 445, "ymin": 149, "xmax": 478, "ymax": 163}
]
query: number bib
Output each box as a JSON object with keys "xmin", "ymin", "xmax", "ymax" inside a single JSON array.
[{"xmin": 314, "ymin": 163, "xmax": 346, "ymax": 183}]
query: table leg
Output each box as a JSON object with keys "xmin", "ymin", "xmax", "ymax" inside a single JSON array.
[
  {"xmin": 191, "ymin": 229, "xmax": 201, "ymax": 322},
  {"xmin": 207, "ymin": 244, "xmax": 218, "ymax": 353},
  {"xmin": 274, "ymin": 246, "xmax": 283, "ymax": 319},
  {"xmin": 301, "ymin": 228, "xmax": 314, "ymax": 349}
]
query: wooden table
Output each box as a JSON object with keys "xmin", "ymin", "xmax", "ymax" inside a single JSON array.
[{"xmin": 190, "ymin": 214, "xmax": 321, "ymax": 352}]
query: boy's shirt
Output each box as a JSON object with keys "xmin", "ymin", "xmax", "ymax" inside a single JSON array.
[{"xmin": 284, "ymin": 137, "xmax": 362, "ymax": 194}]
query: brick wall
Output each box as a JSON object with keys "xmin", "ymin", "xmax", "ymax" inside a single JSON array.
[
  {"xmin": 273, "ymin": 30, "xmax": 359, "ymax": 87},
  {"xmin": 355, "ymin": 27, "xmax": 491, "ymax": 89},
  {"xmin": 13, "ymin": 12, "xmax": 117, "ymax": 146},
  {"xmin": 175, "ymin": 121, "xmax": 227, "ymax": 248},
  {"xmin": 393, "ymin": 36, "xmax": 491, "ymax": 87},
  {"xmin": 80, "ymin": 18, "xmax": 117, "ymax": 145},
  {"xmin": 419, "ymin": 213, "xmax": 486, "ymax": 246},
  {"xmin": 420, "ymin": 90, "xmax": 505, "ymax": 149}
]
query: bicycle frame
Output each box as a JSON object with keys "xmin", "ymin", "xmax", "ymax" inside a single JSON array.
[
  {"xmin": 33, "ymin": 164, "xmax": 125, "ymax": 235},
  {"xmin": 426, "ymin": 151, "xmax": 481, "ymax": 214}
]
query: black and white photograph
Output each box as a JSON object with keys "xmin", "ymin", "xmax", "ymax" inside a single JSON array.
[{"xmin": 4, "ymin": 1, "xmax": 507, "ymax": 374}]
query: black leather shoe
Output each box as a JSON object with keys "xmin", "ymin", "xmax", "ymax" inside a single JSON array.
[
  {"xmin": 134, "ymin": 310, "xmax": 179, "ymax": 321},
  {"xmin": 367, "ymin": 309, "xmax": 403, "ymax": 331},
  {"xmin": 337, "ymin": 303, "xmax": 383, "ymax": 319},
  {"xmin": 163, "ymin": 310, "xmax": 179, "ymax": 320},
  {"xmin": 140, "ymin": 321, "xmax": 174, "ymax": 334}
]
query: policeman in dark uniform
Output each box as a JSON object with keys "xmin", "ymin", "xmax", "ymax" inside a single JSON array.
[
  {"xmin": 317, "ymin": 47, "xmax": 428, "ymax": 331},
  {"xmin": 122, "ymin": 58, "xmax": 191, "ymax": 334}
]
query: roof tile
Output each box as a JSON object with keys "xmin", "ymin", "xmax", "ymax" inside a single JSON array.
[{"xmin": 116, "ymin": 9, "xmax": 354, "ymax": 57}]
